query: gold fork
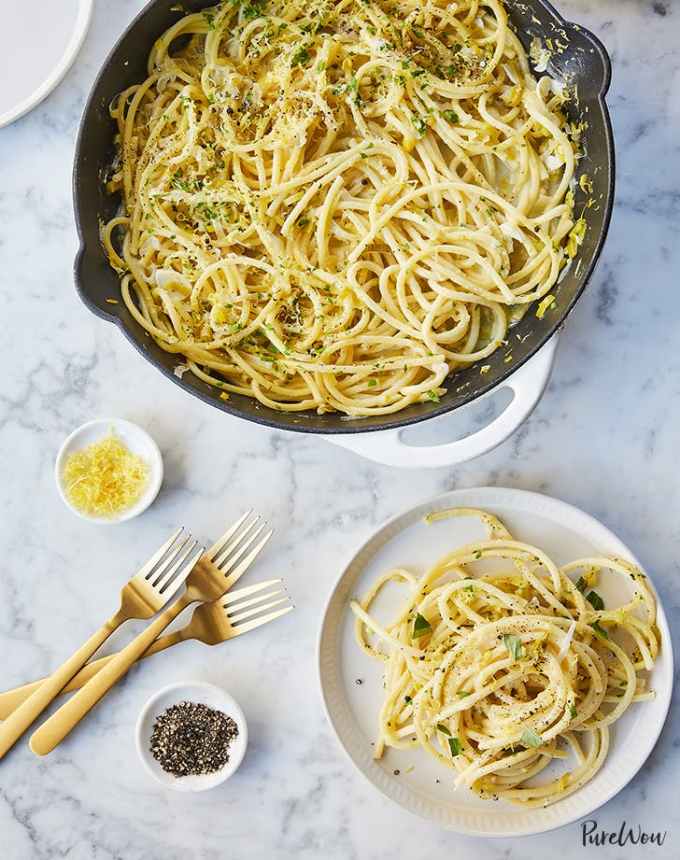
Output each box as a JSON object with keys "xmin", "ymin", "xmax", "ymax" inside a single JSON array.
[
  {"xmin": 30, "ymin": 511, "xmax": 271, "ymax": 755},
  {"xmin": 0, "ymin": 527, "xmax": 201, "ymax": 759},
  {"xmin": 0, "ymin": 579, "xmax": 292, "ymax": 717}
]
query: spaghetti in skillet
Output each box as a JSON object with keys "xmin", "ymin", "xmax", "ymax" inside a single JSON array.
[
  {"xmin": 103, "ymin": 0, "xmax": 582, "ymax": 416},
  {"xmin": 351, "ymin": 508, "xmax": 659, "ymax": 807}
]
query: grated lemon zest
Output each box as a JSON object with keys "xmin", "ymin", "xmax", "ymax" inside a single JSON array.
[
  {"xmin": 536, "ymin": 294, "xmax": 556, "ymax": 319},
  {"xmin": 62, "ymin": 433, "xmax": 149, "ymax": 518},
  {"xmin": 566, "ymin": 218, "xmax": 586, "ymax": 258}
]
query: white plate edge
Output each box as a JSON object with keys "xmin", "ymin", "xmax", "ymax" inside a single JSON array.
[{"xmin": 0, "ymin": 0, "xmax": 94, "ymax": 129}]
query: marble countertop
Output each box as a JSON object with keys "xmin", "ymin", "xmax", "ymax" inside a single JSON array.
[{"xmin": 0, "ymin": 1, "xmax": 678, "ymax": 857}]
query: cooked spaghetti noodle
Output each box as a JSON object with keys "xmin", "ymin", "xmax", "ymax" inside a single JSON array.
[
  {"xmin": 104, "ymin": 0, "xmax": 581, "ymax": 416},
  {"xmin": 351, "ymin": 508, "xmax": 659, "ymax": 807}
]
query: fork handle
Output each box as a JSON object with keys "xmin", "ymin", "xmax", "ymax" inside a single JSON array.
[
  {"xmin": 0, "ymin": 610, "xmax": 125, "ymax": 759},
  {"xmin": 29, "ymin": 597, "xmax": 191, "ymax": 756},
  {"xmin": 0, "ymin": 630, "xmax": 186, "ymax": 720}
]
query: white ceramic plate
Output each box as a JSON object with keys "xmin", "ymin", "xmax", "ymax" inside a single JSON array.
[
  {"xmin": 318, "ymin": 487, "xmax": 673, "ymax": 837},
  {"xmin": 0, "ymin": 0, "xmax": 93, "ymax": 129}
]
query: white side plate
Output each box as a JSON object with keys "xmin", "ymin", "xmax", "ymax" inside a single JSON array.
[
  {"xmin": 318, "ymin": 487, "xmax": 673, "ymax": 837},
  {"xmin": 0, "ymin": 0, "xmax": 93, "ymax": 129}
]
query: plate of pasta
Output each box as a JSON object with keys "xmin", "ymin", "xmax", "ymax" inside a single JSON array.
[{"xmin": 318, "ymin": 488, "xmax": 672, "ymax": 835}]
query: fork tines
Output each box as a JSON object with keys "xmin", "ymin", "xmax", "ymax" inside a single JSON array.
[
  {"xmin": 223, "ymin": 578, "xmax": 293, "ymax": 636},
  {"xmin": 207, "ymin": 510, "xmax": 274, "ymax": 588},
  {"xmin": 156, "ymin": 536, "xmax": 203, "ymax": 594},
  {"xmin": 135, "ymin": 527, "xmax": 202, "ymax": 597},
  {"xmin": 136, "ymin": 527, "xmax": 185, "ymax": 582}
]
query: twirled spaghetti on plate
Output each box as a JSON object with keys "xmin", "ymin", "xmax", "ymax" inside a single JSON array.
[
  {"xmin": 351, "ymin": 508, "xmax": 659, "ymax": 807},
  {"xmin": 103, "ymin": 0, "xmax": 582, "ymax": 416}
]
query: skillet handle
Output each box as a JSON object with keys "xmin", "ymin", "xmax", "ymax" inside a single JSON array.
[{"xmin": 323, "ymin": 336, "xmax": 558, "ymax": 469}]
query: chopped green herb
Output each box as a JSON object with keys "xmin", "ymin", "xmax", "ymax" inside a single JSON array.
[
  {"xmin": 503, "ymin": 634, "xmax": 523, "ymax": 662},
  {"xmin": 296, "ymin": 216, "xmax": 310, "ymax": 227},
  {"xmin": 586, "ymin": 590, "xmax": 605, "ymax": 611},
  {"xmin": 196, "ymin": 202, "xmax": 218, "ymax": 222},
  {"xmin": 291, "ymin": 45, "xmax": 311, "ymax": 67},
  {"xmin": 457, "ymin": 690, "xmax": 471, "ymax": 698},
  {"xmin": 575, "ymin": 576, "xmax": 588, "ymax": 593},
  {"xmin": 441, "ymin": 109, "xmax": 459, "ymax": 123},
  {"xmin": 569, "ymin": 703, "xmax": 577, "ymax": 719},
  {"xmin": 448, "ymin": 737, "xmax": 462, "ymax": 756},
  {"xmin": 436, "ymin": 723, "xmax": 451, "ymax": 735},
  {"xmin": 425, "ymin": 389, "xmax": 439, "ymax": 402},
  {"xmin": 316, "ymin": 61, "xmax": 326, "ymax": 72},
  {"xmin": 411, "ymin": 114, "xmax": 428, "ymax": 136},
  {"xmin": 242, "ymin": 0, "xmax": 266, "ymax": 20},
  {"xmin": 203, "ymin": 10, "xmax": 216, "ymax": 29},
  {"xmin": 590, "ymin": 621, "xmax": 609, "ymax": 640},
  {"xmin": 368, "ymin": 378, "xmax": 377, "ymax": 387},
  {"xmin": 404, "ymin": 695, "xmax": 412, "ymax": 704},
  {"xmin": 413, "ymin": 613, "xmax": 431, "ymax": 638},
  {"xmin": 520, "ymin": 728, "xmax": 542, "ymax": 748}
]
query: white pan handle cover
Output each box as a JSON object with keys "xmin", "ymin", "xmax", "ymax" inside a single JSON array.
[{"xmin": 323, "ymin": 335, "xmax": 558, "ymax": 469}]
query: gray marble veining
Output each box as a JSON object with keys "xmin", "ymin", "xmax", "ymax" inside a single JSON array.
[{"xmin": 0, "ymin": 0, "xmax": 678, "ymax": 857}]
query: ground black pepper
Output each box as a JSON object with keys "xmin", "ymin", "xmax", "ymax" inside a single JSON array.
[{"xmin": 150, "ymin": 701, "xmax": 239, "ymax": 777}]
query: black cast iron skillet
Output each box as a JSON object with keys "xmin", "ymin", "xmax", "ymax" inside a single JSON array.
[{"xmin": 73, "ymin": 0, "xmax": 614, "ymax": 434}]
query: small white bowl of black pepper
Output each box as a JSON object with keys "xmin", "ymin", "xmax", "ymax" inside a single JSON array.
[{"xmin": 136, "ymin": 681, "xmax": 247, "ymax": 792}]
